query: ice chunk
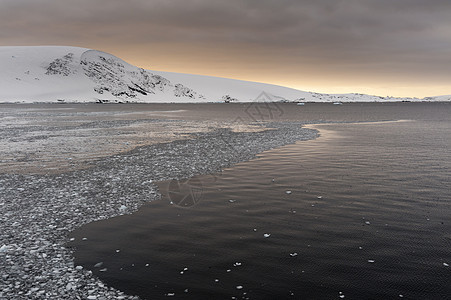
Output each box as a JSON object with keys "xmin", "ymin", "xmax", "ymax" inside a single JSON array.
[{"xmin": 264, "ymin": 233, "xmax": 271, "ymax": 238}]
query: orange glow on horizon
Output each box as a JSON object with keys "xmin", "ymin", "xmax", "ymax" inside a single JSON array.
[{"xmin": 98, "ymin": 45, "xmax": 450, "ymax": 99}]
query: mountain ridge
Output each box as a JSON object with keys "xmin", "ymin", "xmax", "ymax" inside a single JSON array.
[{"xmin": 0, "ymin": 46, "xmax": 449, "ymax": 103}]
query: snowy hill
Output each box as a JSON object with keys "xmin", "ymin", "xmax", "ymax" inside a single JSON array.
[
  {"xmin": 0, "ymin": 46, "xmax": 449, "ymax": 103},
  {"xmin": 0, "ymin": 46, "xmax": 204, "ymax": 103}
]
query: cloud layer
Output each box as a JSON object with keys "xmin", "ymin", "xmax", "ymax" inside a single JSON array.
[{"xmin": 1, "ymin": 0, "xmax": 450, "ymax": 96}]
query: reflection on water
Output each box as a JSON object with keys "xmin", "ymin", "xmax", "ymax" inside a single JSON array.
[{"xmin": 69, "ymin": 120, "xmax": 451, "ymax": 299}]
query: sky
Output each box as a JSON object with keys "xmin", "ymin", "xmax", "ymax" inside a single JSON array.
[{"xmin": 1, "ymin": 0, "xmax": 450, "ymax": 98}]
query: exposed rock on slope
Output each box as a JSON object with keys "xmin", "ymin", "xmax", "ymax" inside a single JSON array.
[{"xmin": 43, "ymin": 49, "xmax": 202, "ymax": 101}]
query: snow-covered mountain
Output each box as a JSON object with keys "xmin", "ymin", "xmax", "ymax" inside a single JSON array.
[{"xmin": 0, "ymin": 46, "xmax": 449, "ymax": 103}]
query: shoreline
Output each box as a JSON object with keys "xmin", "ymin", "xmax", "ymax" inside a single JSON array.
[{"xmin": 0, "ymin": 122, "xmax": 318, "ymax": 299}]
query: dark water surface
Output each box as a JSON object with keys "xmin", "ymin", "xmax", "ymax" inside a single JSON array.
[{"xmin": 69, "ymin": 105, "xmax": 451, "ymax": 299}]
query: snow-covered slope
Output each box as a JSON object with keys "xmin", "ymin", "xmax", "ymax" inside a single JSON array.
[
  {"xmin": 0, "ymin": 46, "xmax": 95, "ymax": 102},
  {"xmin": 422, "ymin": 95, "xmax": 451, "ymax": 102},
  {"xmin": 0, "ymin": 46, "xmax": 449, "ymax": 103},
  {"xmin": 0, "ymin": 46, "xmax": 204, "ymax": 103}
]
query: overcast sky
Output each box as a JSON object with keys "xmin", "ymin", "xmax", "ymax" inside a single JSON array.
[{"xmin": 1, "ymin": 0, "xmax": 450, "ymax": 97}]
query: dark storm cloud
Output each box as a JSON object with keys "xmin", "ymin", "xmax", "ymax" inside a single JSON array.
[
  {"xmin": 2, "ymin": 0, "xmax": 450, "ymax": 46},
  {"xmin": 1, "ymin": 0, "xmax": 451, "ymax": 95}
]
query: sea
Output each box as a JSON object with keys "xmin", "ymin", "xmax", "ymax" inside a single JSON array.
[{"xmin": 68, "ymin": 103, "xmax": 451, "ymax": 299}]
